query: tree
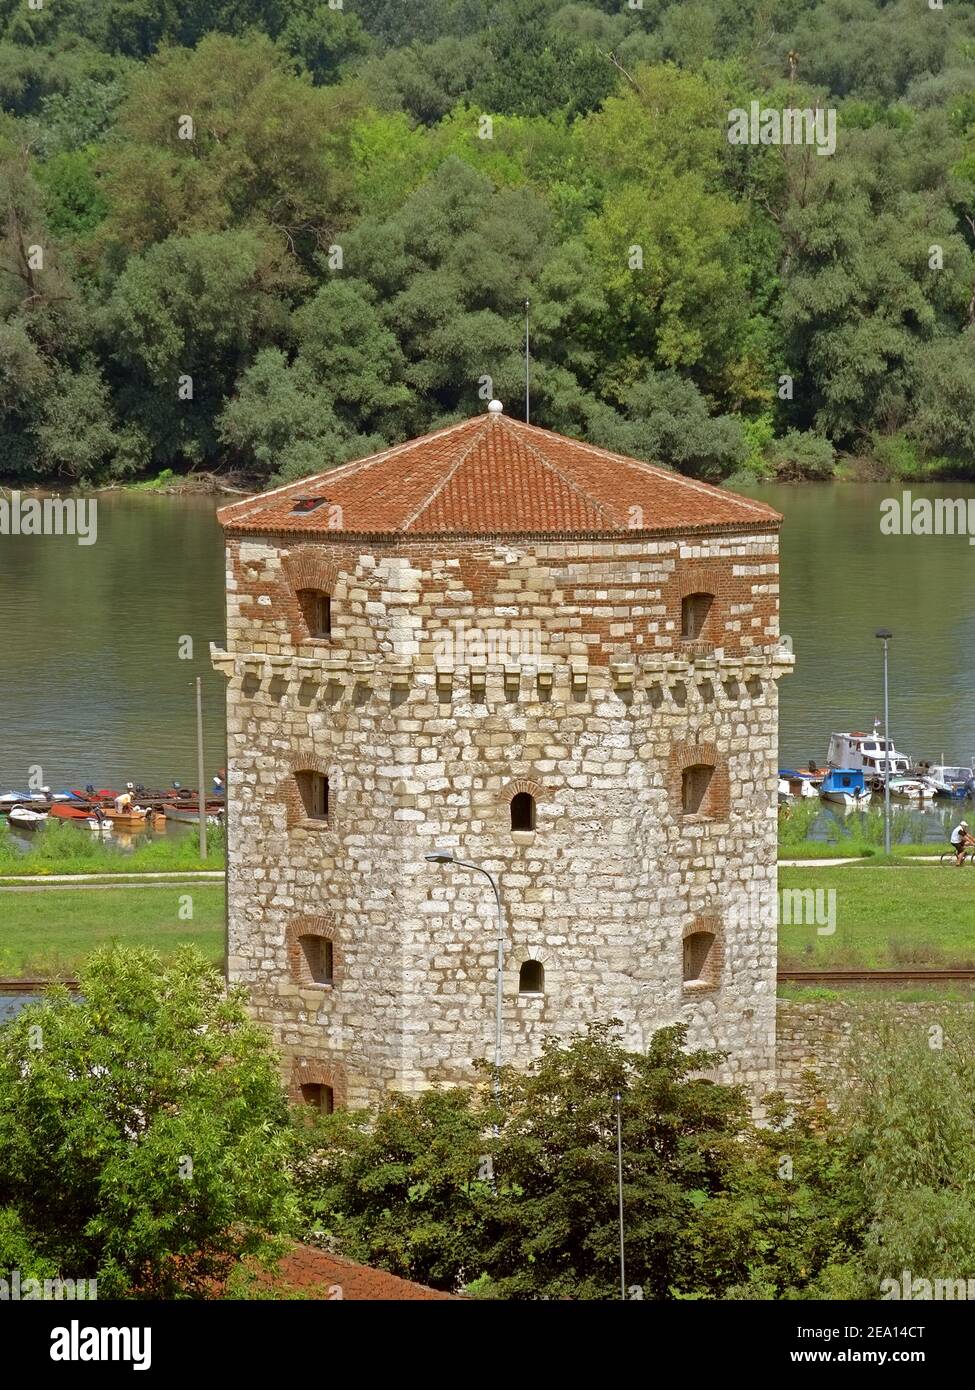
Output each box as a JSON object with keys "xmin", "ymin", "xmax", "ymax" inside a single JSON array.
[
  {"xmin": 95, "ymin": 34, "xmax": 363, "ymax": 259},
  {"xmin": 100, "ymin": 227, "xmax": 297, "ymax": 467},
  {"xmin": 291, "ymin": 1087, "xmax": 491, "ymax": 1291},
  {"xmin": 217, "ymin": 346, "xmax": 387, "ymax": 485},
  {"xmin": 342, "ymin": 158, "xmax": 554, "ymax": 424},
  {"xmin": 296, "ymin": 1022, "xmax": 862, "ymax": 1300},
  {"xmin": 773, "ymin": 119, "xmax": 973, "ymax": 443},
  {"xmin": 0, "ymin": 946, "xmax": 297, "ymax": 1298}
]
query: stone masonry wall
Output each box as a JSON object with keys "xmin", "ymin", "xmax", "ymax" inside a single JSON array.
[
  {"xmin": 217, "ymin": 529, "xmax": 789, "ymax": 1106},
  {"xmin": 776, "ymin": 998, "xmax": 975, "ymax": 1097}
]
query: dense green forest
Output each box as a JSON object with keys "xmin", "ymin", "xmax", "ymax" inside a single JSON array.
[{"xmin": 1, "ymin": 0, "xmax": 974, "ymax": 487}]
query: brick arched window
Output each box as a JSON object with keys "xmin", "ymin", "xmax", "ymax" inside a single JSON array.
[
  {"xmin": 682, "ymin": 917, "xmax": 723, "ymax": 990},
  {"xmin": 670, "ymin": 742, "xmax": 729, "ymax": 821},
  {"xmin": 292, "ymin": 1059, "xmax": 346, "ymax": 1110},
  {"xmin": 301, "ymin": 1083, "xmax": 334, "ymax": 1115},
  {"xmin": 279, "ymin": 756, "xmax": 335, "ymax": 829},
  {"xmin": 287, "ymin": 914, "xmax": 340, "ymax": 987},
  {"xmin": 282, "ymin": 549, "xmax": 339, "ymax": 645},
  {"xmin": 681, "ymin": 592, "xmax": 714, "ymax": 641},
  {"xmin": 504, "ymin": 779, "xmax": 542, "ymax": 837}
]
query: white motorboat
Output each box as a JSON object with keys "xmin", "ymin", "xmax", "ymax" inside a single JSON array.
[
  {"xmin": 827, "ymin": 729, "xmax": 911, "ymax": 780},
  {"xmin": 885, "ymin": 776, "xmax": 935, "ymax": 802},
  {"xmin": 9, "ymin": 806, "xmax": 48, "ymax": 830}
]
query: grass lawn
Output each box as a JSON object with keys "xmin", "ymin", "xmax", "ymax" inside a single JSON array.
[
  {"xmin": 0, "ymin": 885, "xmax": 225, "ymax": 975},
  {"xmin": 779, "ymin": 841, "xmax": 944, "ymax": 859},
  {"xmin": 778, "ymin": 863, "xmax": 975, "ymax": 970}
]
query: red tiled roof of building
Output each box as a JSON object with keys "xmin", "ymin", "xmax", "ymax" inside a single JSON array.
[
  {"xmin": 218, "ymin": 406, "xmax": 780, "ymax": 540},
  {"xmin": 242, "ymin": 1244, "xmax": 458, "ymax": 1301}
]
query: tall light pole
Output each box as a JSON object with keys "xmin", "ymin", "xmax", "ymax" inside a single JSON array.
[
  {"xmin": 425, "ymin": 852, "xmax": 504, "ymax": 1094},
  {"xmin": 615, "ymin": 1091, "xmax": 626, "ymax": 1300},
  {"xmin": 875, "ymin": 629, "xmax": 893, "ymax": 856},
  {"xmin": 195, "ymin": 676, "xmax": 208, "ymax": 861}
]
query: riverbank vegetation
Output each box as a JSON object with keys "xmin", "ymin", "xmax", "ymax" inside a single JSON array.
[
  {"xmin": 779, "ymin": 800, "xmax": 954, "ymax": 857},
  {"xmin": 4, "ymin": 949, "xmax": 975, "ymax": 1300},
  {"xmin": 2, "ymin": 1, "xmax": 974, "ymax": 489},
  {"xmin": 0, "ymin": 818, "xmax": 226, "ymax": 875}
]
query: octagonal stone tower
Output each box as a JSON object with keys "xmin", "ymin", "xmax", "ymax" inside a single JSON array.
[{"xmin": 213, "ymin": 404, "xmax": 791, "ymax": 1109}]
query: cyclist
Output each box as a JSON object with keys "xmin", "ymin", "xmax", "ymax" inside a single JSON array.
[{"xmin": 950, "ymin": 820, "xmax": 975, "ymax": 866}]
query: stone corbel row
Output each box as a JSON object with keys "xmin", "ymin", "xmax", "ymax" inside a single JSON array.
[
  {"xmin": 209, "ymin": 644, "xmax": 379, "ymax": 692},
  {"xmin": 210, "ymin": 644, "xmax": 794, "ymax": 701}
]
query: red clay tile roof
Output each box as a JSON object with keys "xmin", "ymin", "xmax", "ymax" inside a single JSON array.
[
  {"xmin": 244, "ymin": 1244, "xmax": 457, "ymax": 1301},
  {"xmin": 218, "ymin": 407, "xmax": 780, "ymax": 540}
]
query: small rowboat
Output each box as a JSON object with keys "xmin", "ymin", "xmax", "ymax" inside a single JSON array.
[
  {"xmin": 9, "ymin": 807, "xmax": 47, "ymax": 830},
  {"xmin": 86, "ymin": 818, "xmax": 113, "ymax": 835},
  {"xmin": 50, "ymin": 803, "xmax": 93, "ymax": 821},
  {"xmin": 104, "ymin": 809, "xmax": 165, "ymax": 830},
  {"xmin": 163, "ymin": 805, "xmax": 224, "ymax": 825}
]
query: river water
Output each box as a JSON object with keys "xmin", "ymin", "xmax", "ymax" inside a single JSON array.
[
  {"xmin": 741, "ymin": 481, "xmax": 975, "ymax": 771},
  {"xmin": 0, "ymin": 481, "xmax": 971, "ymax": 789},
  {"xmin": 0, "ymin": 493, "xmax": 226, "ymax": 790}
]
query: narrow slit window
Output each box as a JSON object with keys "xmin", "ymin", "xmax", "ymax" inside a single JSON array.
[
  {"xmin": 511, "ymin": 792, "xmax": 536, "ymax": 833},
  {"xmin": 683, "ymin": 932, "xmax": 716, "ymax": 984},
  {"xmin": 300, "ymin": 935, "xmax": 333, "ymax": 985},
  {"xmin": 298, "ymin": 590, "xmax": 331, "ymax": 639}
]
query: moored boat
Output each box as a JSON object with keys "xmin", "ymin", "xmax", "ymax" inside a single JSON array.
[
  {"xmin": 163, "ymin": 804, "xmax": 224, "ymax": 825},
  {"xmin": 779, "ymin": 768, "xmax": 822, "ymax": 799},
  {"xmin": 827, "ymin": 729, "xmax": 911, "ymax": 779},
  {"xmin": 49, "ymin": 802, "xmax": 94, "ymax": 821},
  {"xmin": 104, "ymin": 808, "xmax": 166, "ymax": 830},
  {"xmin": 884, "ymin": 775, "xmax": 935, "ymax": 802},
  {"xmin": 915, "ymin": 764, "xmax": 973, "ymax": 799},
  {"xmin": 819, "ymin": 768, "xmax": 871, "ymax": 808},
  {"xmin": 9, "ymin": 806, "xmax": 47, "ymax": 830}
]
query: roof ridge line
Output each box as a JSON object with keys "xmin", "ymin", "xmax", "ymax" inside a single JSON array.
[
  {"xmin": 518, "ymin": 420, "xmax": 775, "ymax": 520},
  {"xmin": 509, "ymin": 419, "xmax": 624, "ymax": 530},
  {"xmin": 398, "ymin": 416, "xmax": 493, "ymax": 531},
  {"xmin": 217, "ymin": 416, "xmax": 480, "ymax": 525}
]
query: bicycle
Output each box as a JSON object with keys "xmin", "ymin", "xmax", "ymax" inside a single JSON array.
[{"xmin": 940, "ymin": 847, "xmax": 975, "ymax": 866}]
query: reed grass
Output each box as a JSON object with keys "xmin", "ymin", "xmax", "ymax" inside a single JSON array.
[{"xmin": 0, "ymin": 819, "xmax": 226, "ymax": 876}]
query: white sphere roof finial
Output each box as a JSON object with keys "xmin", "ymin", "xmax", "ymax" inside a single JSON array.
[{"xmin": 487, "ymin": 399, "xmax": 503, "ymax": 414}]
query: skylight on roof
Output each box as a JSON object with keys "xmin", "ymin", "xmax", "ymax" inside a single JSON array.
[{"xmin": 291, "ymin": 497, "xmax": 328, "ymax": 514}]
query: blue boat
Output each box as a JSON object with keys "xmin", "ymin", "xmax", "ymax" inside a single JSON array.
[
  {"xmin": 920, "ymin": 765, "xmax": 972, "ymax": 799},
  {"xmin": 819, "ymin": 768, "xmax": 871, "ymax": 808}
]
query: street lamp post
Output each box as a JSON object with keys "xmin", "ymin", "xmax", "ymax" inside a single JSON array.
[
  {"xmin": 424, "ymin": 852, "xmax": 505, "ymax": 1094},
  {"xmin": 615, "ymin": 1091, "xmax": 626, "ymax": 1300},
  {"xmin": 875, "ymin": 629, "xmax": 893, "ymax": 856}
]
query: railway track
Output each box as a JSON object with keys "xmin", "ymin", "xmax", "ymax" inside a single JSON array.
[
  {"xmin": 0, "ymin": 978, "xmax": 80, "ymax": 994},
  {"xmin": 778, "ymin": 968, "xmax": 975, "ymax": 983}
]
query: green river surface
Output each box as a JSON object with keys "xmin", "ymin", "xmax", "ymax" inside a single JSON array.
[{"xmin": 0, "ymin": 481, "xmax": 972, "ymax": 788}]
